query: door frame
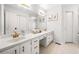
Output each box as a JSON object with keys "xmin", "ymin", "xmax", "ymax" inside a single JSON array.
[{"xmin": 64, "ymin": 11, "xmax": 73, "ymax": 43}]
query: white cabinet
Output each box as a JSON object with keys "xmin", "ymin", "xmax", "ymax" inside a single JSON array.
[
  {"xmin": 0, "ymin": 32, "xmax": 53, "ymax": 54},
  {"xmin": 0, "ymin": 46, "xmax": 19, "ymax": 54},
  {"xmin": 0, "ymin": 49, "xmax": 11, "ymax": 54},
  {"xmin": 40, "ymin": 31, "xmax": 54, "ymax": 47},
  {"xmin": 19, "ymin": 41, "xmax": 31, "ymax": 54},
  {"xmin": 10, "ymin": 46, "xmax": 19, "ymax": 54},
  {"xmin": 0, "ymin": 38, "xmax": 39, "ymax": 54},
  {"xmin": 32, "ymin": 38, "xmax": 39, "ymax": 54},
  {"xmin": 47, "ymin": 31, "xmax": 54, "ymax": 45},
  {"xmin": 0, "ymin": 41, "xmax": 32, "ymax": 54}
]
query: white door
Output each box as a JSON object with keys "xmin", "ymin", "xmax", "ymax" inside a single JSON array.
[{"xmin": 64, "ymin": 11, "xmax": 73, "ymax": 42}]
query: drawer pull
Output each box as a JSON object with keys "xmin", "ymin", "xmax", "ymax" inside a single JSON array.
[
  {"xmin": 14, "ymin": 50, "xmax": 17, "ymax": 54},
  {"xmin": 22, "ymin": 46, "xmax": 24, "ymax": 52}
]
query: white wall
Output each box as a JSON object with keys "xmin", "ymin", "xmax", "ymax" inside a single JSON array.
[{"xmin": 46, "ymin": 5, "xmax": 63, "ymax": 44}]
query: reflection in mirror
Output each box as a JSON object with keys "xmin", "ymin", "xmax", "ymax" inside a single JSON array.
[
  {"xmin": 4, "ymin": 4, "xmax": 36, "ymax": 36},
  {"xmin": 0, "ymin": 5, "xmax": 1, "ymax": 35},
  {"xmin": 35, "ymin": 15, "xmax": 47, "ymax": 31}
]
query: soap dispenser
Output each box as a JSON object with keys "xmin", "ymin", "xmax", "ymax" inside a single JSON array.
[{"xmin": 11, "ymin": 27, "xmax": 20, "ymax": 39}]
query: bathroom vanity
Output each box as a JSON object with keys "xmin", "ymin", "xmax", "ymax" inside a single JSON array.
[
  {"xmin": 0, "ymin": 4, "xmax": 54, "ymax": 54},
  {"xmin": 0, "ymin": 30, "xmax": 54, "ymax": 54}
]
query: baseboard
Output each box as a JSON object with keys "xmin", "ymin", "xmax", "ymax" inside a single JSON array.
[
  {"xmin": 55, "ymin": 42, "xmax": 62, "ymax": 45},
  {"xmin": 65, "ymin": 42, "xmax": 73, "ymax": 43},
  {"xmin": 54, "ymin": 41, "xmax": 65, "ymax": 45}
]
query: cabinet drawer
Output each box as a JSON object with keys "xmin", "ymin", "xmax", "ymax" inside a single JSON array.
[
  {"xmin": 32, "ymin": 45, "xmax": 39, "ymax": 54},
  {"xmin": 32, "ymin": 38, "xmax": 39, "ymax": 54},
  {"xmin": 40, "ymin": 34, "xmax": 47, "ymax": 40},
  {"xmin": 32, "ymin": 38, "xmax": 39, "ymax": 46},
  {"xmin": 32, "ymin": 45, "xmax": 39, "ymax": 50},
  {"xmin": 47, "ymin": 35, "xmax": 51, "ymax": 39}
]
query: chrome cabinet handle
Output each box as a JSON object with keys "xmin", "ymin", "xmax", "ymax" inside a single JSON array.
[
  {"xmin": 15, "ymin": 50, "xmax": 17, "ymax": 54},
  {"xmin": 22, "ymin": 46, "xmax": 24, "ymax": 52}
]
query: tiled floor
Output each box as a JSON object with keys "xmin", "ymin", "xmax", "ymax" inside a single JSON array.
[{"xmin": 40, "ymin": 42, "xmax": 79, "ymax": 54}]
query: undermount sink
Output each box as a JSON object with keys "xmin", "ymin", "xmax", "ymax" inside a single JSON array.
[
  {"xmin": 32, "ymin": 31, "xmax": 42, "ymax": 34},
  {"xmin": 32, "ymin": 28, "xmax": 47, "ymax": 34},
  {"xmin": 12, "ymin": 35, "xmax": 25, "ymax": 40},
  {"xmin": 32, "ymin": 28, "xmax": 43, "ymax": 34}
]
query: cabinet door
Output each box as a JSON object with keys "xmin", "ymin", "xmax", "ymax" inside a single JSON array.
[
  {"xmin": 50, "ymin": 32, "xmax": 54, "ymax": 42},
  {"xmin": 10, "ymin": 46, "xmax": 19, "ymax": 54},
  {"xmin": 19, "ymin": 41, "xmax": 31, "ymax": 54},
  {"xmin": 32, "ymin": 38, "xmax": 39, "ymax": 54},
  {"xmin": 47, "ymin": 34, "xmax": 51, "ymax": 44},
  {"xmin": 47, "ymin": 32, "xmax": 53, "ymax": 45},
  {"xmin": 0, "ymin": 49, "xmax": 11, "ymax": 54},
  {"xmin": 32, "ymin": 45, "xmax": 39, "ymax": 54}
]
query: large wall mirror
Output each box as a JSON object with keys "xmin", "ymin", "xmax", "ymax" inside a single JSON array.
[
  {"xmin": 4, "ymin": 4, "xmax": 37, "ymax": 35},
  {"xmin": 0, "ymin": 5, "xmax": 1, "ymax": 35},
  {"xmin": 36, "ymin": 15, "xmax": 47, "ymax": 31},
  {"xmin": 4, "ymin": 4, "xmax": 33, "ymax": 35}
]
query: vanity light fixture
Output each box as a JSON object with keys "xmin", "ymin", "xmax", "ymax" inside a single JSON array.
[
  {"xmin": 18, "ymin": 4, "xmax": 31, "ymax": 9},
  {"xmin": 39, "ymin": 10, "xmax": 45, "ymax": 16}
]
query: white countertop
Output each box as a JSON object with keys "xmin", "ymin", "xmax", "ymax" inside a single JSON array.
[{"xmin": 0, "ymin": 30, "xmax": 53, "ymax": 52}]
